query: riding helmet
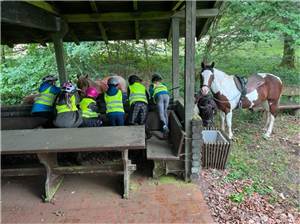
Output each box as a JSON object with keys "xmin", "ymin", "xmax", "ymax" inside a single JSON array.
[
  {"xmin": 128, "ymin": 75, "xmax": 142, "ymax": 85},
  {"xmin": 62, "ymin": 82, "xmax": 76, "ymax": 93},
  {"xmin": 107, "ymin": 77, "xmax": 119, "ymax": 86},
  {"xmin": 42, "ymin": 75, "xmax": 58, "ymax": 83},
  {"xmin": 151, "ymin": 73, "xmax": 162, "ymax": 82}
]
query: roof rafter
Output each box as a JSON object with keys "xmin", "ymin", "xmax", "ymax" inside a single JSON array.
[
  {"xmin": 196, "ymin": 1, "xmax": 223, "ymax": 41},
  {"xmin": 167, "ymin": 0, "xmax": 185, "ymax": 42},
  {"xmin": 133, "ymin": 0, "xmax": 139, "ymax": 44},
  {"xmin": 24, "ymin": 1, "xmax": 59, "ymax": 15},
  {"xmin": 89, "ymin": 1, "xmax": 108, "ymax": 44},
  {"xmin": 64, "ymin": 9, "xmax": 219, "ymax": 23}
]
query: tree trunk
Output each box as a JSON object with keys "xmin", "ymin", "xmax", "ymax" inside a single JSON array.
[
  {"xmin": 280, "ymin": 34, "xmax": 295, "ymax": 68},
  {"xmin": 1, "ymin": 45, "xmax": 5, "ymax": 64}
]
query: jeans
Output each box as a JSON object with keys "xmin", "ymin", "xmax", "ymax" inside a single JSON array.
[
  {"xmin": 107, "ymin": 113, "xmax": 125, "ymax": 126},
  {"xmin": 156, "ymin": 94, "xmax": 169, "ymax": 128}
]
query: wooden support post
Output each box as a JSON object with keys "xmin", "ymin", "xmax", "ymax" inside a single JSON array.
[
  {"xmin": 184, "ymin": 1, "xmax": 196, "ymax": 181},
  {"xmin": 37, "ymin": 153, "xmax": 64, "ymax": 202},
  {"xmin": 172, "ymin": 17, "xmax": 180, "ymax": 101},
  {"xmin": 122, "ymin": 149, "xmax": 137, "ymax": 199},
  {"xmin": 52, "ymin": 21, "xmax": 68, "ymax": 84},
  {"xmin": 52, "ymin": 34, "xmax": 67, "ymax": 84}
]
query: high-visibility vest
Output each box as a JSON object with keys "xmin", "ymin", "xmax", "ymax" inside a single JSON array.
[
  {"xmin": 56, "ymin": 94, "xmax": 78, "ymax": 114},
  {"xmin": 35, "ymin": 86, "xmax": 56, "ymax": 106},
  {"xmin": 153, "ymin": 83, "xmax": 168, "ymax": 98},
  {"xmin": 80, "ymin": 98, "xmax": 99, "ymax": 118},
  {"xmin": 128, "ymin": 82, "xmax": 148, "ymax": 105},
  {"xmin": 104, "ymin": 90, "xmax": 124, "ymax": 114}
]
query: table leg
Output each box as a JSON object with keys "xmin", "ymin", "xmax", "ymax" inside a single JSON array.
[
  {"xmin": 37, "ymin": 153, "xmax": 64, "ymax": 202},
  {"xmin": 122, "ymin": 150, "xmax": 136, "ymax": 199}
]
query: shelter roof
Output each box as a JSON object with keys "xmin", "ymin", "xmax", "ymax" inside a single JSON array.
[{"xmin": 1, "ymin": 1, "xmax": 221, "ymax": 45}]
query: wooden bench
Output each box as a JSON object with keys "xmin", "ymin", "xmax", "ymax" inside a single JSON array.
[
  {"xmin": 146, "ymin": 110, "xmax": 185, "ymax": 178},
  {"xmin": 1, "ymin": 126, "xmax": 145, "ymax": 201}
]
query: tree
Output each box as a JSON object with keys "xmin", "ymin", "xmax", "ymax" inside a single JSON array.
[{"xmin": 203, "ymin": 1, "xmax": 300, "ymax": 68}]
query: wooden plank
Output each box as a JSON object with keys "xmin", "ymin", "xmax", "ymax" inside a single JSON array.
[
  {"xmin": 184, "ymin": 1, "xmax": 196, "ymax": 181},
  {"xmin": 1, "ymin": 1, "xmax": 60, "ymax": 32},
  {"xmin": 24, "ymin": 1, "xmax": 59, "ymax": 15},
  {"xmin": 146, "ymin": 134, "xmax": 179, "ymax": 160},
  {"xmin": 169, "ymin": 111, "xmax": 185, "ymax": 157},
  {"xmin": 2, "ymin": 126, "xmax": 146, "ymax": 154},
  {"xmin": 172, "ymin": 17, "xmax": 180, "ymax": 100},
  {"xmin": 2, "ymin": 164, "xmax": 125, "ymax": 176},
  {"xmin": 174, "ymin": 8, "xmax": 219, "ymax": 18},
  {"xmin": 64, "ymin": 11, "xmax": 174, "ymax": 23}
]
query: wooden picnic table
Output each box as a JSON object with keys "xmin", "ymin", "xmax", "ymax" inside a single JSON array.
[{"xmin": 1, "ymin": 126, "xmax": 145, "ymax": 201}]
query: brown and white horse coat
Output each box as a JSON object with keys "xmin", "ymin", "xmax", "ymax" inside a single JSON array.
[{"xmin": 200, "ymin": 62, "xmax": 283, "ymax": 139}]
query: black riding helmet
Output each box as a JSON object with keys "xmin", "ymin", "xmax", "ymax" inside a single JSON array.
[
  {"xmin": 128, "ymin": 75, "xmax": 142, "ymax": 85},
  {"xmin": 151, "ymin": 73, "xmax": 162, "ymax": 83}
]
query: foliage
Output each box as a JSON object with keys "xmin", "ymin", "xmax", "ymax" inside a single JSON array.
[{"xmin": 205, "ymin": 1, "xmax": 300, "ymax": 56}]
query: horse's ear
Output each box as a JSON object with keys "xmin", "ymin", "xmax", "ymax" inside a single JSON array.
[
  {"xmin": 211, "ymin": 62, "xmax": 215, "ymax": 68},
  {"xmin": 201, "ymin": 62, "xmax": 205, "ymax": 69},
  {"xmin": 85, "ymin": 74, "xmax": 89, "ymax": 78}
]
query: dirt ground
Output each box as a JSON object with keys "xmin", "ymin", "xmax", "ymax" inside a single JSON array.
[
  {"xmin": 198, "ymin": 112, "xmax": 300, "ymax": 224},
  {"xmin": 1, "ymin": 174, "xmax": 214, "ymax": 223}
]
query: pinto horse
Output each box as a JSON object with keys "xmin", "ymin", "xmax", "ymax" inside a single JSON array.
[
  {"xmin": 200, "ymin": 62, "xmax": 283, "ymax": 139},
  {"xmin": 77, "ymin": 74, "xmax": 127, "ymax": 97}
]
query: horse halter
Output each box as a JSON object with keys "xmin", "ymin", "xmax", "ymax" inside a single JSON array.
[{"xmin": 201, "ymin": 68, "xmax": 215, "ymax": 93}]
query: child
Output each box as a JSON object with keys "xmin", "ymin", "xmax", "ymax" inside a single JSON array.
[
  {"xmin": 53, "ymin": 82, "xmax": 82, "ymax": 128},
  {"xmin": 127, "ymin": 75, "xmax": 149, "ymax": 125},
  {"xmin": 104, "ymin": 77, "xmax": 125, "ymax": 126},
  {"xmin": 79, "ymin": 87, "xmax": 102, "ymax": 127},
  {"xmin": 149, "ymin": 73, "xmax": 170, "ymax": 135},
  {"xmin": 31, "ymin": 75, "xmax": 60, "ymax": 119}
]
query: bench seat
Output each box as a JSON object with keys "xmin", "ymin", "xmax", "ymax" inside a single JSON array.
[{"xmin": 2, "ymin": 126, "xmax": 145, "ymax": 201}]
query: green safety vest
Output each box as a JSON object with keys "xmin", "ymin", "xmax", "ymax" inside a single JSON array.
[
  {"xmin": 80, "ymin": 98, "xmax": 99, "ymax": 118},
  {"xmin": 153, "ymin": 83, "xmax": 168, "ymax": 98},
  {"xmin": 56, "ymin": 94, "xmax": 78, "ymax": 114},
  {"xmin": 35, "ymin": 86, "xmax": 56, "ymax": 106},
  {"xmin": 104, "ymin": 90, "xmax": 124, "ymax": 114},
  {"xmin": 128, "ymin": 82, "xmax": 148, "ymax": 105}
]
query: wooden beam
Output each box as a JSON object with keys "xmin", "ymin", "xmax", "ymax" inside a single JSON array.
[
  {"xmin": 133, "ymin": 0, "xmax": 138, "ymax": 11},
  {"xmin": 184, "ymin": 1, "xmax": 196, "ymax": 181},
  {"xmin": 197, "ymin": 2, "xmax": 223, "ymax": 40},
  {"xmin": 167, "ymin": 1, "xmax": 185, "ymax": 42},
  {"xmin": 1, "ymin": 1, "xmax": 60, "ymax": 32},
  {"xmin": 172, "ymin": 17, "xmax": 180, "ymax": 100},
  {"xmin": 24, "ymin": 1, "xmax": 59, "ymax": 15},
  {"xmin": 173, "ymin": 8, "xmax": 219, "ymax": 18},
  {"xmin": 64, "ymin": 11, "xmax": 174, "ymax": 23},
  {"xmin": 133, "ymin": 0, "xmax": 139, "ymax": 44},
  {"xmin": 135, "ymin": 21, "xmax": 140, "ymax": 44},
  {"xmin": 89, "ymin": 1, "xmax": 108, "ymax": 44},
  {"xmin": 69, "ymin": 29, "xmax": 80, "ymax": 45},
  {"xmin": 52, "ymin": 33, "xmax": 68, "ymax": 84}
]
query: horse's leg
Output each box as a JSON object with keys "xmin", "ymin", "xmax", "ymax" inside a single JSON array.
[
  {"xmin": 262, "ymin": 101, "xmax": 270, "ymax": 131},
  {"xmin": 225, "ymin": 111, "xmax": 233, "ymax": 139},
  {"xmin": 220, "ymin": 111, "xmax": 225, "ymax": 132},
  {"xmin": 264, "ymin": 100, "xmax": 277, "ymax": 138}
]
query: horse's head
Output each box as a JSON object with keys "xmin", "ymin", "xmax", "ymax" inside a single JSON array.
[
  {"xmin": 197, "ymin": 94, "xmax": 217, "ymax": 128},
  {"xmin": 200, "ymin": 62, "xmax": 215, "ymax": 96},
  {"xmin": 77, "ymin": 74, "xmax": 90, "ymax": 94}
]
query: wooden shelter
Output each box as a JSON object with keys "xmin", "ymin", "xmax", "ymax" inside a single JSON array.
[{"xmin": 1, "ymin": 0, "xmax": 222, "ymax": 181}]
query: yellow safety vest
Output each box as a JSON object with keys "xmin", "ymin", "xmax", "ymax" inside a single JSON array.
[
  {"xmin": 104, "ymin": 90, "xmax": 124, "ymax": 114},
  {"xmin": 153, "ymin": 83, "xmax": 168, "ymax": 98},
  {"xmin": 35, "ymin": 86, "xmax": 56, "ymax": 106},
  {"xmin": 128, "ymin": 82, "xmax": 148, "ymax": 105},
  {"xmin": 56, "ymin": 94, "xmax": 78, "ymax": 114},
  {"xmin": 80, "ymin": 98, "xmax": 99, "ymax": 118}
]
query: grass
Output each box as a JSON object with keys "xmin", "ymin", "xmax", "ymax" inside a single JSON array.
[{"xmin": 216, "ymin": 110, "xmax": 300, "ymax": 207}]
